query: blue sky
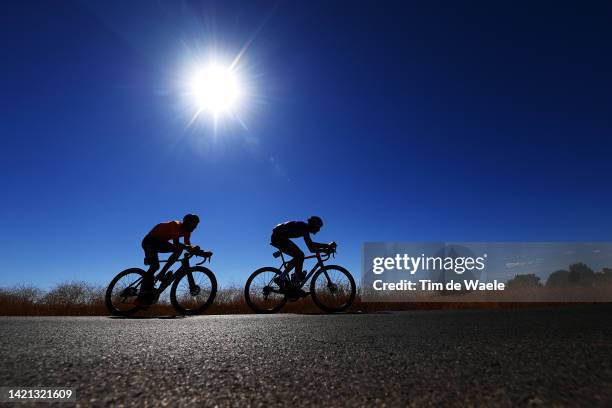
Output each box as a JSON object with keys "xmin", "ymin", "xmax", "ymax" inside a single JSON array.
[{"xmin": 1, "ymin": 1, "xmax": 611, "ymax": 288}]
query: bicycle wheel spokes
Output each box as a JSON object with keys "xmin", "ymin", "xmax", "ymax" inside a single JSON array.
[
  {"xmin": 245, "ymin": 268, "xmax": 286, "ymax": 313},
  {"xmin": 174, "ymin": 270, "xmax": 214, "ymax": 312},
  {"xmin": 106, "ymin": 269, "xmax": 144, "ymax": 315},
  {"xmin": 311, "ymin": 266, "xmax": 355, "ymax": 312}
]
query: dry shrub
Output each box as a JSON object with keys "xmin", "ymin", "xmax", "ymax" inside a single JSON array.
[
  {"xmin": 0, "ymin": 282, "xmax": 106, "ymax": 316},
  {"xmin": 0, "ymin": 285, "xmax": 43, "ymax": 315},
  {"xmin": 0, "ymin": 282, "xmax": 592, "ymax": 316},
  {"xmin": 43, "ymin": 282, "xmax": 103, "ymax": 305}
]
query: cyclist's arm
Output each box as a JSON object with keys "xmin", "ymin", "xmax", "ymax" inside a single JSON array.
[
  {"xmin": 179, "ymin": 240, "xmax": 211, "ymax": 257},
  {"xmin": 304, "ymin": 234, "xmax": 329, "ymax": 253},
  {"xmin": 183, "ymin": 231, "xmax": 191, "ymax": 246},
  {"xmin": 172, "ymin": 238, "xmax": 192, "ymax": 251}
]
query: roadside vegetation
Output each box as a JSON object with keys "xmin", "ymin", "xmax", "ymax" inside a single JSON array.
[
  {"xmin": 0, "ymin": 281, "xmax": 572, "ymax": 316},
  {"xmin": 2, "ymin": 263, "xmax": 609, "ymax": 316}
]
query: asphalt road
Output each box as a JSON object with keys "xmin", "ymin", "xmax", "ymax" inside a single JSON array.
[{"xmin": 1, "ymin": 305, "xmax": 611, "ymax": 407}]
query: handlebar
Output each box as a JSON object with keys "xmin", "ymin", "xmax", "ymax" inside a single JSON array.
[
  {"xmin": 196, "ymin": 257, "xmax": 210, "ymax": 266},
  {"xmin": 177, "ymin": 244, "xmax": 213, "ymax": 265},
  {"xmin": 315, "ymin": 242, "xmax": 337, "ymax": 260},
  {"xmin": 193, "ymin": 250, "xmax": 213, "ymax": 265},
  {"xmin": 317, "ymin": 252, "xmax": 332, "ymax": 261}
]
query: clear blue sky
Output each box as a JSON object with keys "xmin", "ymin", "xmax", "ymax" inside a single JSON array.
[{"xmin": 1, "ymin": 1, "xmax": 611, "ymax": 288}]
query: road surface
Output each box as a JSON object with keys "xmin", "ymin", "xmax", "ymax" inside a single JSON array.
[{"xmin": 1, "ymin": 305, "xmax": 611, "ymax": 407}]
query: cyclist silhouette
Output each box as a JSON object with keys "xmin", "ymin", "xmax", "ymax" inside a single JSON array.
[
  {"xmin": 138, "ymin": 214, "xmax": 207, "ymax": 305},
  {"xmin": 270, "ymin": 216, "xmax": 334, "ymax": 285}
]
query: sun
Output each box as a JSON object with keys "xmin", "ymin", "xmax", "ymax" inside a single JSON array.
[
  {"xmin": 178, "ymin": 50, "xmax": 254, "ymax": 129},
  {"xmin": 190, "ymin": 63, "xmax": 243, "ymax": 116}
]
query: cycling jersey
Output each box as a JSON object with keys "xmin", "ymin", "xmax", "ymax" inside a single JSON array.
[
  {"xmin": 272, "ymin": 221, "xmax": 309, "ymax": 239},
  {"xmin": 147, "ymin": 221, "xmax": 191, "ymax": 244}
]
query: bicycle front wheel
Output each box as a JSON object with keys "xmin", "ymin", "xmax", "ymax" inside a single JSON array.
[
  {"xmin": 310, "ymin": 265, "xmax": 356, "ymax": 313},
  {"xmin": 170, "ymin": 267, "xmax": 217, "ymax": 315},
  {"xmin": 105, "ymin": 268, "xmax": 145, "ymax": 316},
  {"xmin": 244, "ymin": 267, "xmax": 287, "ymax": 313}
]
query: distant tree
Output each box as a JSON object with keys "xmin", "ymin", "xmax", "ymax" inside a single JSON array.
[
  {"xmin": 0, "ymin": 285, "xmax": 42, "ymax": 305},
  {"xmin": 594, "ymin": 267, "xmax": 612, "ymax": 287},
  {"xmin": 546, "ymin": 269, "xmax": 570, "ymax": 288},
  {"xmin": 568, "ymin": 262, "xmax": 595, "ymax": 287},
  {"xmin": 42, "ymin": 281, "xmax": 102, "ymax": 305},
  {"xmin": 507, "ymin": 274, "xmax": 542, "ymax": 289},
  {"xmin": 10, "ymin": 285, "xmax": 42, "ymax": 303}
]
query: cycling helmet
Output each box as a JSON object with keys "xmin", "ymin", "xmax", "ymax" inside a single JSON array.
[
  {"xmin": 183, "ymin": 213, "xmax": 200, "ymax": 231},
  {"xmin": 308, "ymin": 216, "xmax": 323, "ymax": 229}
]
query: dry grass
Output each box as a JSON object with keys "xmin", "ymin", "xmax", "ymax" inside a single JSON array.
[
  {"xmin": 0, "ymin": 283, "xmax": 106, "ymax": 316},
  {"xmin": 0, "ymin": 282, "xmax": 595, "ymax": 317}
]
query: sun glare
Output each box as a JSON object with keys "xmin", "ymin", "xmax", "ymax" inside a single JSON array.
[
  {"xmin": 190, "ymin": 64, "xmax": 242, "ymax": 116},
  {"xmin": 179, "ymin": 48, "xmax": 255, "ymax": 130}
]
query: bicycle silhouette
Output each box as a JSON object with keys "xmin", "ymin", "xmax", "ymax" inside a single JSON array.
[
  {"xmin": 105, "ymin": 245, "xmax": 217, "ymax": 316},
  {"xmin": 244, "ymin": 242, "xmax": 356, "ymax": 313}
]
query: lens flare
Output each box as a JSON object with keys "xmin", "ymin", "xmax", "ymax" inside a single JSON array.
[{"xmin": 191, "ymin": 64, "xmax": 242, "ymax": 115}]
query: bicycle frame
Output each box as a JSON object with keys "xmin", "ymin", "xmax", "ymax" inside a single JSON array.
[
  {"xmin": 156, "ymin": 252, "xmax": 194, "ymax": 293},
  {"xmin": 126, "ymin": 250, "xmax": 198, "ymax": 294},
  {"xmin": 275, "ymin": 251, "xmax": 333, "ymax": 289}
]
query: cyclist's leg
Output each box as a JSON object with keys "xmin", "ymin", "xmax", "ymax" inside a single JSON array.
[
  {"xmin": 272, "ymin": 237, "xmax": 301, "ymax": 274},
  {"xmin": 155, "ymin": 241, "xmax": 181, "ymax": 277},
  {"xmin": 271, "ymin": 237, "xmax": 303, "ymax": 288},
  {"xmin": 140, "ymin": 238, "xmax": 178, "ymax": 300},
  {"xmin": 279, "ymin": 240, "xmax": 304, "ymax": 282},
  {"xmin": 141, "ymin": 237, "xmax": 161, "ymax": 299}
]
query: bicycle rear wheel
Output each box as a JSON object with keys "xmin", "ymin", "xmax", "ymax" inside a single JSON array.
[
  {"xmin": 170, "ymin": 266, "xmax": 217, "ymax": 315},
  {"xmin": 244, "ymin": 267, "xmax": 287, "ymax": 313},
  {"xmin": 310, "ymin": 265, "xmax": 356, "ymax": 313},
  {"xmin": 105, "ymin": 268, "xmax": 145, "ymax": 316}
]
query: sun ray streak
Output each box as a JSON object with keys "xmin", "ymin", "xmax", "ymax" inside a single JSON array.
[
  {"xmin": 176, "ymin": 3, "xmax": 279, "ymax": 132},
  {"xmin": 230, "ymin": 1, "xmax": 279, "ymax": 70}
]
